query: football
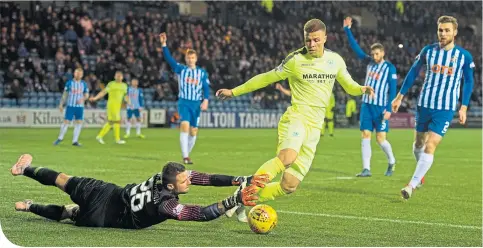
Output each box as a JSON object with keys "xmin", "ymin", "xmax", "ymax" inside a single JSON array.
[{"xmin": 247, "ymin": 204, "xmax": 278, "ymax": 234}]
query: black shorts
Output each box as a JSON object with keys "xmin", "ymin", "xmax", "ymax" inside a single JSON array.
[{"xmin": 65, "ymin": 177, "xmax": 124, "ymax": 227}]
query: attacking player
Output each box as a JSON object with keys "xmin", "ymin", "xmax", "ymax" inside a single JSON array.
[
  {"xmin": 124, "ymin": 79, "xmax": 145, "ymax": 139},
  {"xmin": 160, "ymin": 33, "xmax": 210, "ymax": 165},
  {"xmin": 276, "ymin": 83, "xmax": 335, "ymax": 137},
  {"xmin": 217, "ymin": 19, "xmax": 375, "ymax": 221},
  {"xmin": 392, "ymin": 16, "xmax": 475, "ymax": 199},
  {"xmin": 11, "ymin": 154, "xmax": 268, "ymax": 229},
  {"xmin": 54, "ymin": 68, "xmax": 89, "ymax": 147},
  {"xmin": 89, "ymin": 71, "xmax": 130, "ymax": 144},
  {"xmin": 343, "ymin": 17, "xmax": 398, "ymax": 177}
]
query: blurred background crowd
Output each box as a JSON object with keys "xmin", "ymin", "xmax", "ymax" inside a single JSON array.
[{"xmin": 1, "ymin": 1, "xmax": 481, "ymax": 117}]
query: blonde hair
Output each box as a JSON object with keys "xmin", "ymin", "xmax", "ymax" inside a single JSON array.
[
  {"xmin": 437, "ymin": 16, "xmax": 458, "ymax": 30},
  {"xmin": 304, "ymin": 19, "xmax": 326, "ymax": 33}
]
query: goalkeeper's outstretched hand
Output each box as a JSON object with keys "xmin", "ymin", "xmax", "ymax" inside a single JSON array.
[
  {"xmin": 237, "ymin": 185, "xmax": 259, "ymax": 206},
  {"xmin": 233, "ymin": 174, "xmax": 270, "ymax": 188}
]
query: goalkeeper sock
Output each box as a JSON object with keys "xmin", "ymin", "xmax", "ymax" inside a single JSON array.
[
  {"xmin": 258, "ymin": 182, "xmax": 287, "ymax": 202},
  {"xmin": 255, "ymin": 157, "xmax": 285, "ymax": 181},
  {"xmin": 328, "ymin": 120, "xmax": 334, "ymax": 135},
  {"xmin": 23, "ymin": 167, "xmax": 60, "ymax": 186},
  {"xmin": 113, "ymin": 123, "xmax": 121, "ymax": 141},
  {"xmin": 98, "ymin": 123, "xmax": 111, "ymax": 138},
  {"xmin": 29, "ymin": 204, "xmax": 64, "ymax": 221}
]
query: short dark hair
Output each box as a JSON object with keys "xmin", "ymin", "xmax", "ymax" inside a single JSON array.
[
  {"xmin": 186, "ymin": 49, "xmax": 197, "ymax": 56},
  {"xmin": 161, "ymin": 162, "xmax": 186, "ymax": 188},
  {"xmin": 115, "ymin": 70, "xmax": 123, "ymax": 75},
  {"xmin": 438, "ymin": 15, "xmax": 458, "ymax": 30},
  {"xmin": 304, "ymin": 19, "xmax": 326, "ymax": 33},
  {"xmin": 370, "ymin": 43, "xmax": 384, "ymax": 51}
]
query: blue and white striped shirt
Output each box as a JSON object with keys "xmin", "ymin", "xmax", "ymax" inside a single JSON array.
[
  {"xmin": 400, "ymin": 43, "xmax": 475, "ymax": 111},
  {"xmin": 64, "ymin": 80, "xmax": 88, "ymax": 107},
  {"xmin": 127, "ymin": 87, "xmax": 144, "ymax": 109},
  {"xmin": 162, "ymin": 47, "xmax": 211, "ymax": 101},
  {"xmin": 344, "ymin": 27, "xmax": 397, "ymax": 111}
]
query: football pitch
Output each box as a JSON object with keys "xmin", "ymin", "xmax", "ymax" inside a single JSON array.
[{"xmin": 0, "ymin": 128, "xmax": 481, "ymax": 247}]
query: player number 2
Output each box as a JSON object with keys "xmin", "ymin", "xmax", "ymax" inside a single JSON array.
[
  {"xmin": 442, "ymin": 121, "xmax": 450, "ymax": 134},
  {"xmin": 130, "ymin": 177, "xmax": 154, "ymax": 212}
]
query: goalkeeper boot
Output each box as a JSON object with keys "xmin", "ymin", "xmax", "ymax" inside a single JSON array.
[
  {"xmin": 137, "ymin": 134, "xmax": 145, "ymax": 139},
  {"xmin": 384, "ymin": 163, "xmax": 396, "ymax": 176},
  {"xmin": 11, "ymin": 154, "xmax": 33, "ymax": 176},
  {"xmin": 401, "ymin": 185, "xmax": 414, "ymax": 200},
  {"xmin": 356, "ymin": 168, "xmax": 372, "ymax": 177}
]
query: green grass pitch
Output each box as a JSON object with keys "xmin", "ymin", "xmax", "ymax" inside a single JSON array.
[{"xmin": 0, "ymin": 128, "xmax": 481, "ymax": 246}]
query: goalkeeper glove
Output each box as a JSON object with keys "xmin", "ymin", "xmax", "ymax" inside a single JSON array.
[
  {"xmin": 232, "ymin": 174, "xmax": 270, "ymax": 188},
  {"xmin": 222, "ymin": 185, "xmax": 258, "ymax": 209}
]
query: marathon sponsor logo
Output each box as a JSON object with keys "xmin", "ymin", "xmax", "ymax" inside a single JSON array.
[{"xmin": 302, "ymin": 74, "xmax": 336, "ymax": 80}]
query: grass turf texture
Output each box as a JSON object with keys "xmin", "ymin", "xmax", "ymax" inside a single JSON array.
[{"xmin": 0, "ymin": 128, "xmax": 481, "ymax": 247}]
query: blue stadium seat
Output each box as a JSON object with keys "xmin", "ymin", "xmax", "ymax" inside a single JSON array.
[
  {"xmin": 38, "ymin": 92, "xmax": 46, "ymax": 97},
  {"xmin": 29, "ymin": 102, "xmax": 38, "ymax": 108},
  {"xmin": 46, "ymin": 92, "xmax": 54, "ymax": 97},
  {"xmin": 38, "ymin": 103, "xmax": 46, "ymax": 108},
  {"xmin": 20, "ymin": 102, "xmax": 29, "ymax": 108},
  {"xmin": 46, "ymin": 98, "xmax": 55, "ymax": 105},
  {"xmin": 19, "ymin": 99, "xmax": 28, "ymax": 105},
  {"xmin": 98, "ymin": 101, "xmax": 106, "ymax": 108}
]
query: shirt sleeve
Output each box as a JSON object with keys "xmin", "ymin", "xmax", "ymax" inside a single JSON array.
[
  {"xmin": 336, "ymin": 58, "xmax": 364, "ymax": 96},
  {"xmin": 202, "ymin": 72, "xmax": 211, "ymax": 100},
  {"xmin": 461, "ymin": 51, "xmax": 475, "ymax": 106},
  {"xmin": 399, "ymin": 46, "xmax": 429, "ymax": 95},
  {"xmin": 386, "ymin": 64, "xmax": 398, "ymax": 112},
  {"xmin": 64, "ymin": 81, "xmax": 71, "ymax": 92},
  {"xmin": 105, "ymin": 82, "xmax": 111, "ymax": 93}
]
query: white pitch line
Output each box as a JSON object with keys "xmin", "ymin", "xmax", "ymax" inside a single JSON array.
[{"xmin": 278, "ymin": 210, "xmax": 482, "ymax": 230}]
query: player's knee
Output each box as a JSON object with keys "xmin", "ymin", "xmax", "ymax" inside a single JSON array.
[
  {"xmin": 277, "ymin": 149, "xmax": 298, "ymax": 167},
  {"xmin": 190, "ymin": 128, "xmax": 198, "ymax": 136},
  {"xmin": 280, "ymin": 178, "xmax": 299, "ymax": 194},
  {"xmin": 361, "ymin": 130, "xmax": 371, "ymax": 139},
  {"xmin": 375, "ymin": 134, "xmax": 386, "ymax": 144},
  {"xmin": 55, "ymin": 173, "xmax": 72, "ymax": 191},
  {"xmin": 180, "ymin": 121, "xmax": 190, "ymax": 132}
]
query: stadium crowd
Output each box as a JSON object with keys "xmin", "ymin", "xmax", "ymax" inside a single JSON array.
[{"xmin": 1, "ymin": 1, "xmax": 481, "ymax": 113}]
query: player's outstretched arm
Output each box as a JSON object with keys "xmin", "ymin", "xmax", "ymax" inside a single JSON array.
[
  {"xmin": 160, "ymin": 185, "xmax": 258, "ymax": 222},
  {"xmin": 392, "ymin": 46, "xmax": 428, "ymax": 112},
  {"xmin": 159, "ymin": 33, "xmax": 183, "ymax": 74},
  {"xmin": 89, "ymin": 89, "xmax": 107, "ymax": 102},
  {"xmin": 459, "ymin": 52, "xmax": 476, "ymax": 124},
  {"xmin": 343, "ymin": 17, "xmax": 370, "ymax": 60},
  {"xmin": 216, "ymin": 70, "xmax": 282, "ymax": 100},
  {"xmin": 188, "ymin": 170, "xmax": 269, "ymax": 188}
]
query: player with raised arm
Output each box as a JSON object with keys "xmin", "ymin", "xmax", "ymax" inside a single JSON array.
[
  {"xmin": 89, "ymin": 71, "xmax": 130, "ymax": 145},
  {"xmin": 160, "ymin": 33, "xmax": 210, "ymax": 165},
  {"xmin": 392, "ymin": 16, "xmax": 475, "ymax": 199},
  {"xmin": 11, "ymin": 154, "xmax": 268, "ymax": 229},
  {"xmin": 54, "ymin": 68, "xmax": 89, "ymax": 147},
  {"xmin": 343, "ymin": 17, "xmax": 398, "ymax": 177},
  {"xmin": 124, "ymin": 79, "xmax": 145, "ymax": 139},
  {"xmin": 217, "ymin": 19, "xmax": 375, "ymax": 221}
]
